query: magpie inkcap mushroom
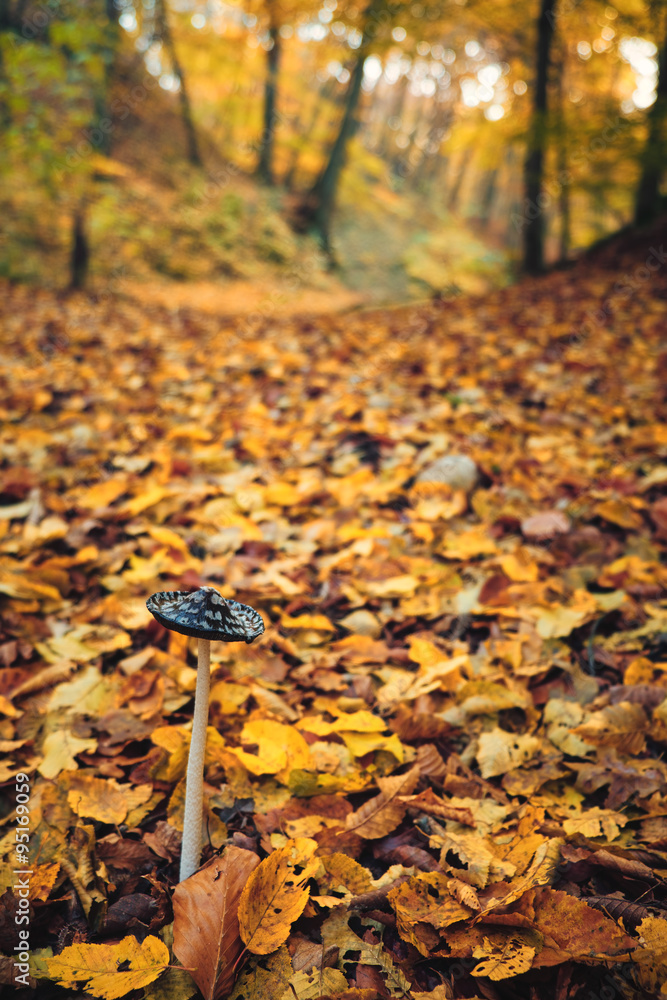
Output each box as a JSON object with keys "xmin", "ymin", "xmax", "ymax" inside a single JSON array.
[
  {"xmin": 146, "ymin": 586, "xmax": 264, "ymax": 643},
  {"xmin": 146, "ymin": 586, "xmax": 264, "ymax": 880}
]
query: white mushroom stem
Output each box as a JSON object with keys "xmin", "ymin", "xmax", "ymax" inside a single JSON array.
[{"xmin": 179, "ymin": 638, "xmax": 211, "ymax": 882}]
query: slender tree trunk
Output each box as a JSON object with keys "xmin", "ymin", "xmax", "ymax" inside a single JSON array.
[
  {"xmin": 307, "ymin": 47, "xmax": 366, "ymax": 253},
  {"xmin": 156, "ymin": 0, "xmax": 202, "ymax": 167},
  {"xmin": 634, "ymin": 4, "xmax": 667, "ymax": 226},
  {"xmin": 257, "ymin": 18, "xmax": 280, "ymax": 184},
  {"xmin": 522, "ymin": 0, "xmax": 557, "ymax": 275},
  {"xmin": 89, "ymin": 0, "xmax": 120, "ymax": 157},
  {"xmin": 555, "ymin": 44, "xmax": 570, "ymax": 260},
  {"xmin": 411, "ymin": 106, "xmax": 453, "ymax": 188},
  {"xmin": 0, "ymin": 10, "xmax": 11, "ymax": 128},
  {"xmin": 479, "ymin": 168, "xmax": 499, "ymax": 226},
  {"xmin": 283, "ymin": 80, "xmax": 336, "ymax": 190},
  {"xmin": 377, "ymin": 73, "xmax": 409, "ymax": 158},
  {"xmin": 70, "ymin": 209, "xmax": 89, "ymax": 290},
  {"xmin": 0, "ymin": 1, "xmax": 12, "ymax": 31},
  {"xmin": 446, "ymin": 146, "xmax": 473, "ymax": 211},
  {"xmin": 305, "ymin": 0, "xmax": 386, "ymax": 254}
]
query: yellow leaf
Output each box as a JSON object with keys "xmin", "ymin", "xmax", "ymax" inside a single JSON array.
[
  {"xmin": 45, "ymin": 935, "xmax": 169, "ymax": 999},
  {"xmin": 482, "ymin": 838, "xmax": 562, "ymax": 912},
  {"xmin": 299, "ymin": 710, "xmax": 387, "ymax": 737},
  {"xmin": 476, "ymin": 729, "xmax": 541, "ymax": 779},
  {"xmin": 318, "ymin": 853, "xmax": 374, "ymax": 896},
  {"xmin": 29, "ymin": 862, "xmax": 60, "ymax": 902},
  {"xmin": 68, "ymin": 775, "xmax": 153, "ymax": 825},
  {"xmin": 209, "ymin": 680, "xmax": 251, "ymax": 715},
  {"xmin": 594, "ymin": 498, "xmax": 644, "ymax": 530},
  {"xmin": 535, "ymin": 604, "xmax": 592, "ymax": 638},
  {"xmin": 341, "ymin": 730, "xmax": 405, "ymax": 761},
  {"xmin": 405, "ymin": 654, "xmax": 469, "ymax": 700},
  {"xmin": 407, "ymin": 636, "xmax": 447, "ymax": 668},
  {"xmin": 497, "ymin": 551, "xmax": 539, "ymax": 582},
  {"xmin": 76, "ymin": 479, "xmax": 128, "ymax": 510},
  {"xmin": 471, "ymin": 932, "xmax": 536, "ymax": 980},
  {"xmin": 47, "ymin": 664, "xmax": 118, "ymax": 714},
  {"xmin": 441, "ymin": 527, "xmax": 497, "ymax": 560},
  {"xmin": 0, "ymin": 562, "xmax": 62, "ymax": 602},
  {"xmin": 238, "ymin": 838, "xmax": 320, "ymax": 955},
  {"xmin": 389, "ymin": 871, "xmax": 473, "ymax": 940},
  {"xmin": 412, "ymin": 491, "xmax": 467, "ymax": 522},
  {"xmin": 38, "ymin": 730, "xmax": 97, "ymax": 779},
  {"xmin": 229, "ymin": 720, "xmax": 312, "ymax": 782},
  {"xmin": 265, "ymin": 482, "xmax": 300, "ymax": 506},
  {"xmin": 280, "ymin": 613, "xmax": 335, "ymax": 631},
  {"xmin": 431, "ymin": 830, "xmax": 516, "ymax": 888},
  {"xmin": 119, "ymin": 486, "xmax": 171, "ymax": 517},
  {"xmin": 634, "ymin": 916, "xmax": 667, "ymax": 995},
  {"xmin": 38, "ymin": 626, "xmax": 130, "ymax": 665},
  {"xmin": 144, "ymin": 524, "xmax": 191, "ymax": 554},
  {"xmin": 23, "ymin": 515, "xmax": 68, "ymax": 547},
  {"xmin": 363, "ymin": 574, "xmax": 419, "ymax": 598},
  {"xmin": 562, "ymin": 807, "xmax": 628, "ymax": 840}
]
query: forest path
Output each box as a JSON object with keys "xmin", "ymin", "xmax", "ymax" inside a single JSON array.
[{"xmin": 120, "ymin": 277, "xmax": 366, "ymax": 317}]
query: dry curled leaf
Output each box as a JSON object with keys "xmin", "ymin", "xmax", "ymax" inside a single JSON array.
[{"xmin": 346, "ymin": 767, "xmax": 419, "ymax": 838}]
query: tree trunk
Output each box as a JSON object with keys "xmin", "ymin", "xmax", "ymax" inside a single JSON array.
[
  {"xmin": 156, "ymin": 0, "xmax": 202, "ymax": 167},
  {"xmin": 90, "ymin": 0, "xmax": 120, "ymax": 157},
  {"xmin": 446, "ymin": 146, "xmax": 473, "ymax": 211},
  {"xmin": 305, "ymin": 0, "xmax": 386, "ymax": 254},
  {"xmin": 522, "ymin": 0, "xmax": 557, "ymax": 275},
  {"xmin": 307, "ymin": 47, "xmax": 367, "ymax": 253},
  {"xmin": 257, "ymin": 19, "xmax": 280, "ymax": 184},
  {"xmin": 70, "ymin": 210, "xmax": 89, "ymax": 290},
  {"xmin": 410, "ymin": 106, "xmax": 453, "ymax": 189},
  {"xmin": 0, "ymin": 1, "xmax": 12, "ymax": 31},
  {"xmin": 634, "ymin": 4, "xmax": 667, "ymax": 226},
  {"xmin": 479, "ymin": 168, "xmax": 499, "ymax": 226},
  {"xmin": 0, "ymin": 8, "xmax": 11, "ymax": 128},
  {"xmin": 555, "ymin": 44, "xmax": 570, "ymax": 260},
  {"xmin": 283, "ymin": 79, "xmax": 336, "ymax": 190},
  {"xmin": 377, "ymin": 73, "xmax": 408, "ymax": 158}
]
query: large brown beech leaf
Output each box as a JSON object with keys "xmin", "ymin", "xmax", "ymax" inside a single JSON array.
[{"xmin": 173, "ymin": 846, "xmax": 260, "ymax": 1000}]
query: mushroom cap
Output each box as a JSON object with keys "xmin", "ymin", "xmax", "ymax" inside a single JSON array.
[{"xmin": 146, "ymin": 587, "xmax": 264, "ymax": 643}]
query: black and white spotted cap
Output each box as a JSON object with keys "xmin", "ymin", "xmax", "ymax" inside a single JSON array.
[{"xmin": 146, "ymin": 587, "xmax": 264, "ymax": 644}]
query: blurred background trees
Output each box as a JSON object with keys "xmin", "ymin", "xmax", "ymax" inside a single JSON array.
[{"xmin": 0, "ymin": 0, "xmax": 663, "ymax": 296}]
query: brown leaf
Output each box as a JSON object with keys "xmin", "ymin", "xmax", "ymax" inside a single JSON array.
[
  {"xmin": 573, "ymin": 701, "xmax": 649, "ymax": 755},
  {"xmin": 173, "ymin": 846, "xmax": 260, "ymax": 1000},
  {"xmin": 346, "ymin": 767, "xmax": 420, "ymax": 839},
  {"xmin": 512, "ymin": 888, "xmax": 636, "ymax": 967},
  {"xmin": 401, "ymin": 787, "xmax": 475, "ymax": 827},
  {"xmin": 389, "ymin": 872, "xmax": 474, "ymax": 954},
  {"xmin": 585, "ymin": 895, "xmax": 651, "ymax": 930}
]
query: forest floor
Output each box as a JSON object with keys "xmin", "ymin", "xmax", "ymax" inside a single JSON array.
[{"xmin": 1, "ymin": 216, "xmax": 667, "ymax": 1000}]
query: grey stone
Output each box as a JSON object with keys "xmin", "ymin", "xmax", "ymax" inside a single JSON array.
[{"xmin": 415, "ymin": 454, "xmax": 479, "ymax": 493}]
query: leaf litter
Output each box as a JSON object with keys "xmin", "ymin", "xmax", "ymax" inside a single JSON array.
[{"xmin": 1, "ymin": 226, "xmax": 667, "ymax": 999}]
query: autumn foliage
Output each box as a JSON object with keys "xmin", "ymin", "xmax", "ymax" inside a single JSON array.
[{"xmin": 2, "ymin": 219, "xmax": 667, "ymax": 999}]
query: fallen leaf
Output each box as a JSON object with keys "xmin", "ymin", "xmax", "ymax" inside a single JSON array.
[
  {"xmin": 346, "ymin": 767, "xmax": 419, "ymax": 838},
  {"xmin": 45, "ymin": 935, "xmax": 169, "ymax": 999},
  {"xmin": 238, "ymin": 838, "xmax": 320, "ymax": 955},
  {"xmin": 173, "ymin": 847, "xmax": 261, "ymax": 1000}
]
